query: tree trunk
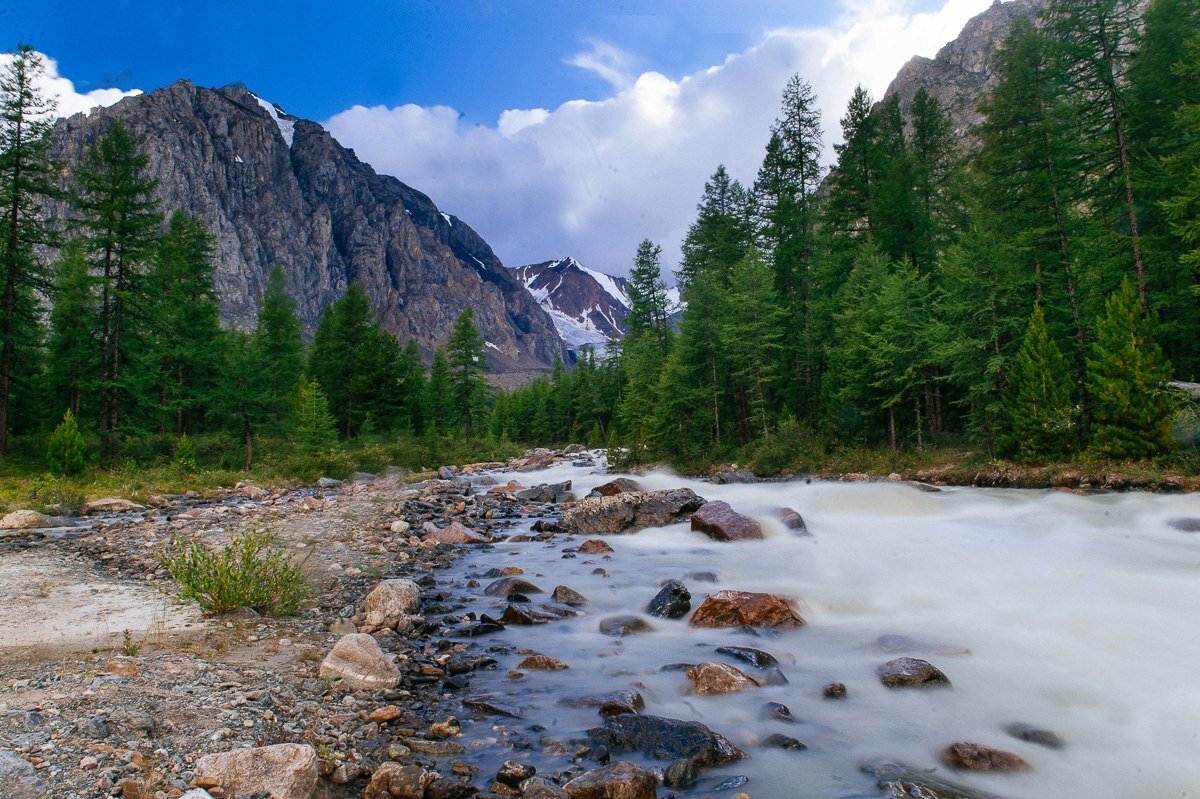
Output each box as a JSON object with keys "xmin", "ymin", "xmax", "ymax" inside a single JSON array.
[
  {"xmin": 244, "ymin": 417, "xmax": 253, "ymax": 470},
  {"xmin": 888, "ymin": 407, "xmax": 897, "ymax": 452}
]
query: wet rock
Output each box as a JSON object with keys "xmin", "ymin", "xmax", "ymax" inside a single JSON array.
[
  {"xmin": 763, "ymin": 702, "xmax": 794, "ymax": 722},
  {"xmin": 362, "ymin": 762, "xmax": 438, "ymax": 799},
  {"xmin": 463, "ymin": 695, "xmax": 523, "ymax": 717},
  {"xmin": 0, "ymin": 750, "xmax": 45, "ymax": 799},
  {"xmin": 364, "ymin": 578, "xmax": 422, "ymax": 623},
  {"xmin": 663, "ymin": 758, "xmax": 697, "ymax": 788},
  {"xmin": 522, "ymin": 777, "xmax": 570, "ymax": 799},
  {"xmin": 690, "ymin": 501, "xmax": 763, "ymax": 542},
  {"xmin": 1005, "ymin": 723, "xmax": 1065, "ymax": 750},
  {"xmin": 426, "ymin": 778, "xmax": 480, "ymax": 799},
  {"xmin": 560, "ymin": 689, "xmax": 645, "ymax": 717},
  {"xmin": 646, "ymin": 581, "xmax": 691, "ymax": 619},
  {"xmin": 501, "ymin": 603, "xmax": 577, "ymax": 625},
  {"xmin": 495, "ymin": 760, "xmax": 536, "ymax": 788},
  {"xmin": 518, "ymin": 655, "xmax": 569, "ymax": 670},
  {"xmin": 685, "ymin": 662, "xmax": 759, "ymax": 695},
  {"xmin": 712, "ymin": 469, "xmax": 758, "ymax": 484},
  {"xmin": 485, "ymin": 577, "xmax": 544, "ymax": 596},
  {"xmin": 599, "ymin": 615, "xmax": 654, "ymax": 637},
  {"xmin": 690, "ymin": 590, "xmax": 805, "ymax": 629},
  {"xmin": 406, "ymin": 738, "xmax": 468, "ymax": 756},
  {"xmin": 517, "ymin": 481, "xmax": 572, "ymax": 503},
  {"xmin": 563, "ymin": 761, "xmax": 657, "ymax": 799},
  {"xmin": 762, "ymin": 734, "xmax": 807, "ymax": 750},
  {"xmin": 577, "ymin": 539, "xmax": 615, "ymax": 554},
  {"xmin": 1168, "ymin": 517, "xmax": 1200, "ymax": 532},
  {"xmin": 713, "ymin": 775, "xmax": 750, "ymax": 790},
  {"xmin": 426, "ymin": 521, "xmax": 491, "ymax": 545},
  {"xmin": 863, "ymin": 761, "xmax": 1005, "ymax": 799},
  {"xmin": 776, "ymin": 507, "xmax": 810, "ymax": 535},
  {"xmin": 589, "ymin": 478, "xmax": 641, "ymax": 497},
  {"xmin": 430, "ymin": 717, "xmax": 462, "ymax": 738},
  {"xmin": 822, "ymin": 681, "xmax": 847, "ymax": 699},
  {"xmin": 552, "ymin": 585, "xmax": 588, "ymax": 606},
  {"xmin": 84, "ymin": 497, "xmax": 146, "ymax": 514},
  {"xmin": 0, "ymin": 510, "xmax": 73, "ymax": 530},
  {"xmin": 194, "ymin": 743, "xmax": 317, "ymax": 799},
  {"xmin": 714, "ymin": 646, "xmax": 778, "ymax": 669},
  {"xmin": 439, "ymin": 466, "xmax": 456, "ymax": 480},
  {"xmin": 876, "ymin": 657, "xmax": 951, "ymax": 689},
  {"xmin": 588, "ymin": 714, "xmax": 745, "ymax": 769},
  {"xmin": 319, "ymin": 633, "xmax": 402, "ymax": 690},
  {"xmin": 940, "ymin": 742, "xmax": 1031, "ymax": 772},
  {"xmin": 561, "ymin": 488, "xmax": 706, "ymax": 535},
  {"xmin": 687, "ymin": 571, "xmax": 719, "ymax": 583}
]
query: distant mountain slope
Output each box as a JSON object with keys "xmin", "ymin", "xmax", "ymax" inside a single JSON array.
[
  {"xmin": 512, "ymin": 258, "xmax": 631, "ymax": 353},
  {"xmin": 47, "ymin": 81, "xmax": 566, "ymax": 372}
]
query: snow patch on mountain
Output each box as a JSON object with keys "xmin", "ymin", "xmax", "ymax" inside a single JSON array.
[{"xmin": 252, "ymin": 94, "xmax": 295, "ymax": 147}]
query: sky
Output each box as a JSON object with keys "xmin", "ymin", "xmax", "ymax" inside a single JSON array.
[{"xmin": 4, "ymin": 0, "xmax": 995, "ymax": 276}]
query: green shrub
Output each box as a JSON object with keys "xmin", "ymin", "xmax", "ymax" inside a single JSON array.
[
  {"xmin": 157, "ymin": 530, "xmax": 310, "ymax": 615},
  {"xmin": 30, "ymin": 475, "xmax": 86, "ymax": 516},
  {"xmin": 174, "ymin": 434, "xmax": 197, "ymax": 472},
  {"xmin": 46, "ymin": 410, "xmax": 88, "ymax": 476}
]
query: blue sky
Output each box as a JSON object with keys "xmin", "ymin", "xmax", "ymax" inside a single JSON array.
[{"xmin": 7, "ymin": 0, "xmax": 993, "ymax": 275}]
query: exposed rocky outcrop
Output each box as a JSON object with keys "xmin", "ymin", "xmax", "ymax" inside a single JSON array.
[{"xmin": 48, "ymin": 82, "xmax": 566, "ymax": 372}]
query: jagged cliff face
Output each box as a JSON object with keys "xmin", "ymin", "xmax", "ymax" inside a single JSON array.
[
  {"xmin": 47, "ymin": 81, "xmax": 566, "ymax": 373},
  {"xmin": 882, "ymin": 0, "xmax": 1045, "ymax": 142}
]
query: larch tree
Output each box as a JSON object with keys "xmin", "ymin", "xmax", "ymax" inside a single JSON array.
[{"xmin": 446, "ymin": 307, "xmax": 489, "ymax": 438}]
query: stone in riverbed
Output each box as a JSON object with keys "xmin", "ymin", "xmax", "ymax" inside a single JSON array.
[
  {"xmin": 599, "ymin": 615, "xmax": 654, "ymax": 637},
  {"xmin": 463, "ymin": 695, "xmax": 523, "ymax": 717},
  {"xmin": 319, "ymin": 634, "xmax": 401, "ymax": 690},
  {"xmin": 646, "ymin": 580, "xmax": 691, "ymax": 619},
  {"xmin": 194, "ymin": 743, "xmax": 317, "ymax": 799},
  {"xmin": 522, "ymin": 777, "xmax": 569, "ymax": 799},
  {"xmin": 84, "ymin": 497, "xmax": 146, "ymax": 514},
  {"xmin": 690, "ymin": 501, "xmax": 763, "ymax": 542},
  {"xmin": 776, "ymin": 507, "xmax": 810, "ymax": 535},
  {"xmin": 485, "ymin": 577, "xmax": 543, "ymax": 596},
  {"xmin": 389, "ymin": 519, "xmax": 411, "ymax": 534},
  {"xmin": 517, "ymin": 481, "xmax": 572, "ymax": 503},
  {"xmin": 1005, "ymin": 722, "xmax": 1065, "ymax": 749},
  {"xmin": 863, "ymin": 761, "xmax": 1006, "ymax": 799},
  {"xmin": 822, "ymin": 681, "xmax": 847, "ymax": 699},
  {"xmin": 712, "ymin": 469, "xmax": 758, "ymax": 484},
  {"xmin": 0, "ymin": 750, "xmax": 45, "ymax": 799},
  {"xmin": 685, "ymin": 662, "xmax": 759, "ymax": 695},
  {"xmin": 690, "ymin": 590, "xmax": 805, "ymax": 629},
  {"xmin": 588, "ymin": 714, "xmax": 745, "ymax": 769},
  {"xmin": 561, "ymin": 488, "xmax": 706, "ymax": 535},
  {"xmin": 763, "ymin": 733, "xmax": 807, "ymax": 750},
  {"xmin": 763, "ymin": 702, "xmax": 795, "ymax": 722},
  {"xmin": 1168, "ymin": 517, "xmax": 1200, "ymax": 532},
  {"xmin": 552, "ymin": 585, "xmax": 588, "ymax": 605},
  {"xmin": 362, "ymin": 762, "xmax": 438, "ymax": 799},
  {"xmin": 438, "ymin": 466, "xmax": 456, "ymax": 480},
  {"xmin": 425, "ymin": 521, "xmax": 490, "ymax": 545},
  {"xmin": 518, "ymin": 654, "xmax": 569, "ymax": 670},
  {"xmin": 0, "ymin": 510, "xmax": 74, "ymax": 530},
  {"xmin": 363, "ymin": 578, "xmax": 421, "ymax": 623},
  {"xmin": 876, "ymin": 657, "xmax": 951, "ymax": 689},
  {"xmin": 940, "ymin": 742, "xmax": 1031, "ymax": 772},
  {"xmin": 501, "ymin": 603, "xmax": 577, "ymax": 625},
  {"xmin": 663, "ymin": 758, "xmax": 697, "ymax": 788},
  {"xmin": 560, "ymin": 689, "xmax": 645, "ymax": 717},
  {"xmin": 577, "ymin": 539, "xmax": 615, "ymax": 554},
  {"xmin": 714, "ymin": 645, "xmax": 778, "ymax": 669},
  {"xmin": 564, "ymin": 761, "xmax": 657, "ymax": 799},
  {"xmin": 589, "ymin": 478, "xmax": 641, "ymax": 497}
]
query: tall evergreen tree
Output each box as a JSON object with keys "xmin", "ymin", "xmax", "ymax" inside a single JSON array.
[
  {"xmin": 1004, "ymin": 306, "xmax": 1077, "ymax": 460},
  {"xmin": 425, "ymin": 347, "xmax": 452, "ymax": 435},
  {"xmin": 217, "ymin": 329, "xmax": 272, "ymax": 469},
  {"xmin": 46, "ymin": 239, "xmax": 97, "ymax": 420},
  {"xmin": 446, "ymin": 307, "xmax": 488, "ymax": 438},
  {"xmin": 293, "ymin": 375, "xmax": 338, "ymax": 455},
  {"xmin": 0, "ymin": 45, "xmax": 58, "ymax": 456},
  {"xmin": 309, "ymin": 282, "xmax": 375, "ymax": 436},
  {"xmin": 255, "ymin": 266, "xmax": 303, "ymax": 430},
  {"xmin": 721, "ymin": 249, "xmax": 784, "ymax": 440}
]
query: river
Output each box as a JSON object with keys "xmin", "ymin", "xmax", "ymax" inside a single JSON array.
[{"xmin": 442, "ymin": 456, "xmax": 1200, "ymax": 798}]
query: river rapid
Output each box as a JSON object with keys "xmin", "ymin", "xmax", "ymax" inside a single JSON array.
[{"xmin": 443, "ymin": 457, "xmax": 1200, "ymax": 798}]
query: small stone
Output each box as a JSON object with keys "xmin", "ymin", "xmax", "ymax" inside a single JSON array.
[
  {"xmin": 685, "ymin": 662, "xmax": 759, "ymax": 695},
  {"xmin": 495, "ymin": 760, "xmax": 535, "ymax": 787},
  {"xmin": 485, "ymin": 577, "xmax": 543, "ymax": 596},
  {"xmin": 362, "ymin": 763, "xmax": 438, "ymax": 799},
  {"xmin": 194, "ymin": 744, "xmax": 317, "ymax": 799},
  {"xmin": 552, "ymin": 586, "xmax": 588, "ymax": 606},
  {"xmin": 390, "ymin": 519, "xmax": 411, "ymax": 534},
  {"xmin": 876, "ymin": 657, "xmax": 951, "ymax": 689},
  {"xmin": 690, "ymin": 590, "xmax": 805, "ymax": 629},
  {"xmin": 821, "ymin": 681, "xmax": 847, "ymax": 699},
  {"xmin": 319, "ymin": 634, "xmax": 401, "ymax": 690},
  {"xmin": 599, "ymin": 616, "xmax": 654, "ymax": 637},
  {"xmin": 690, "ymin": 501, "xmax": 763, "ymax": 542},
  {"xmin": 518, "ymin": 655, "xmax": 570, "ymax": 671},
  {"xmin": 762, "ymin": 733, "xmax": 807, "ymax": 750},
  {"xmin": 714, "ymin": 646, "xmax": 778, "ymax": 669},
  {"xmin": 776, "ymin": 507, "xmax": 810, "ymax": 535},
  {"xmin": 1005, "ymin": 723, "xmax": 1065, "ymax": 750},
  {"xmin": 663, "ymin": 758, "xmax": 697, "ymax": 788},
  {"xmin": 368, "ymin": 706, "xmax": 403, "ymax": 724},
  {"xmin": 364, "ymin": 578, "xmax": 422, "ymax": 620},
  {"xmin": 940, "ymin": 742, "xmax": 1031, "ymax": 772},
  {"xmin": 646, "ymin": 581, "xmax": 691, "ymax": 619},
  {"xmin": 430, "ymin": 717, "xmax": 462, "ymax": 738},
  {"xmin": 577, "ymin": 539, "xmax": 615, "ymax": 554}
]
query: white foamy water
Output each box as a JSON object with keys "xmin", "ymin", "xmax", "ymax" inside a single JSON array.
[{"xmin": 447, "ymin": 457, "xmax": 1200, "ymax": 798}]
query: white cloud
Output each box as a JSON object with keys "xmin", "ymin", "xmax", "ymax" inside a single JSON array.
[
  {"xmin": 0, "ymin": 50, "xmax": 141, "ymax": 119},
  {"xmin": 325, "ymin": 0, "xmax": 994, "ymax": 278}
]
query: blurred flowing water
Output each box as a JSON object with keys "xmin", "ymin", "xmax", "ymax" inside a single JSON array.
[{"xmin": 442, "ymin": 457, "xmax": 1200, "ymax": 798}]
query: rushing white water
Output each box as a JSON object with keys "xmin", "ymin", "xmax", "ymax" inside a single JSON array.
[{"xmin": 447, "ymin": 458, "xmax": 1200, "ymax": 798}]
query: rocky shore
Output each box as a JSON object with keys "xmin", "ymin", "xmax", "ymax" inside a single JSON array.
[{"xmin": 0, "ymin": 448, "xmax": 1107, "ymax": 799}]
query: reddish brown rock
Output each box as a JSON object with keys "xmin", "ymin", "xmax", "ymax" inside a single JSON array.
[
  {"xmin": 876, "ymin": 657, "xmax": 951, "ymax": 688},
  {"xmin": 551, "ymin": 585, "xmax": 588, "ymax": 606},
  {"xmin": 940, "ymin": 742, "xmax": 1031, "ymax": 772},
  {"xmin": 563, "ymin": 761, "xmax": 657, "ymax": 799},
  {"xmin": 578, "ymin": 539, "xmax": 615, "ymax": 554},
  {"xmin": 689, "ymin": 590, "xmax": 805, "ymax": 629},
  {"xmin": 690, "ymin": 501, "xmax": 763, "ymax": 542},
  {"xmin": 590, "ymin": 478, "xmax": 641, "ymax": 497},
  {"xmin": 776, "ymin": 507, "xmax": 810, "ymax": 535},
  {"xmin": 685, "ymin": 662, "xmax": 759, "ymax": 695},
  {"xmin": 362, "ymin": 763, "xmax": 439, "ymax": 799},
  {"xmin": 518, "ymin": 655, "xmax": 570, "ymax": 670},
  {"xmin": 425, "ymin": 521, "xmax": 490, "ymax": 545}
]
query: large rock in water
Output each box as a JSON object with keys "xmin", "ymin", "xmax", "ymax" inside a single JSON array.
[
  {"xmin": 48, "ymin": 82, "xmax": 565, "ymax": 373},
  {"xmin": 863, "ymin": 761, "xmax": 1007, "ymax": 799},
  {"xmin": 877, "ymin": 657, "xmax": 951, "ymax": 689},
  {"xmin": 685, "ymin": 662, "xmax": 759, "ymax": 695},
  {"xmin": 561, "ymin": 488, "xmax": 706, "ymax": 535},
  {"xmin": 425, "ymin": 521, "xmax": 490, "ymax": 545},
  {"xmin": 690, "ymin": 501, "xmax": 763, "ymax": 542},
  {"xmin": 564, "ymin": 761, "xmax": 657, "ymax": 799},
  {"xmin": 194, "ymin": 744, "xmax": 318, "ymax": 799},
  {"xmin": 940, "ymin": 742, "xmax": 1031, "ymax": 772},
  {"xmin": 588, "ymin": 714, "xmax": 745, "ymax": 769},
  {"xmin": 689, "ymin": 590, "xmax": 805, "ymax": 629},
  {"xmin": 319, "ymin": 634, "xmax": 402, "ymax": 690}
]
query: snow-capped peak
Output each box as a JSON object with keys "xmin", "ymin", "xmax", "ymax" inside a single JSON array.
[{"xmin": 251, "ymin": 94, "xmax": 295, "ymax": 147}]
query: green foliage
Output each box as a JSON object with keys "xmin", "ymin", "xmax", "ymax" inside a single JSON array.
[
  {"xmin": 446, "ymin": 307, "xmax": 489, "ymax": 437},
  {"xmin": 1004, "ymin": 306, "xmax": 1077, "ymax": 460},
  {"xmin": 255, "ymin": 266, "xmax": 304, "ymax": 430},
  {"xmin": 157, "ymin": 530, "xmax": 310, "ymax": 615},
  {"xmin": 1087, "ymin": 279, "xmax": 1173, "ymax": 458},
  {"xmin": 293, "ymin": 377, "xmax": 338, "ymax": 455},
  {"xmin": 174, "ymin": 433, "xmax": 197, "ymax": 472},
  {"xmin": 46, "ymin": 410, "xmax": 87, "ymax": 476}
]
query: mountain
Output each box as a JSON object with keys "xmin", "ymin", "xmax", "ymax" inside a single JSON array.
[
  {"xmin": 46, "ymin": 80, "xmax": 566, "ymax": 373},
  {"xmin": 512, "ymin": 258, "xmax": 631, "ymax": 354}
]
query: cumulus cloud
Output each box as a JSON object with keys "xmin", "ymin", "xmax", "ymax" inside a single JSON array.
[
  {"xmin": 0, "ymin": 50, "xmax": 141, "ymax": 120},
  {"xmin": 325, "ymin": 0, "xmax": 994, "ymax": 277}
]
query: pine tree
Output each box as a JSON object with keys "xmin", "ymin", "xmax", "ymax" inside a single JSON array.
[
  {"xmin": 396, "ymin": 338, "xmax": 427, "ymax": 433},
  {"xmin": 1086, "ymin": 278, "xmax": 1173, "ymax": 458},
  {"xmin": 45, "ymin": 239, "xmax": 97, "ymax": 419},
  {"xmin": 293, "ymin": 375, "xmax": 338, "ymax": 455},
  {"xmin": 254, "ymin": 266, "xmax": 303, "ymax": 430},
  {"xmin": 46, "ymin": 409, "xmax": 87, "ymax": 476},
  {"xmin": 0, "ymin": 45, "xmax": 58, "ymax": 456},
  {"xmin": 309, "ymin": 282, "xmax": 375, "ymax": 436},
  {"xmin": 720, "ymin": 249, "xmax": 783, "ymax": 440},
  {"xmin": 908, "ymin": 88, "xmax": 957, "ymax": 274},
  {"xmin": 425, "ymin": 347, "xmax": 452, "ymax": 435},
  {"xmin": 74, "ymin": 121, "xmax": 160, "ymax": 459},
  {"xmin": 678, "ymin": 165, "xmax": 753, "ymax": 288},
  {"xmin": 217, "ymin": 329, "xmax": 272, "ymax": 469},
  {"xmin": 1004, "ymin": 306, "xmax": 1077, "ymax": 460},
  {"xmin": 625, "ymin": 239, "xmax": 671, "ymax": 343},
  {"xmin": 446, "ymin": 307, "xmax": 488, "ymax": 438}
]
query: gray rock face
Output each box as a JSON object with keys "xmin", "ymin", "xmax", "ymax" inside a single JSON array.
[{"xmin": 48, "ymin": 82, "xmax": 566, "ymax": 372}]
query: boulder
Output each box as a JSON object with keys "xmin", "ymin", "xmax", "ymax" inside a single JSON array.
[
  {"xmin": 363, "ymin": 578, "xmax": 421, "ymax": 624},
  {"xmin": 552, "ymin": 585, "xmax": 588, "ymax": 606},
  {"xmin": 876, "ymin": 657, "xmax": 951, "ymax": 689},
  {"xmin": 564, "ymin": 761, "xmax": 657, "ymax": 799},
  {"xmin": 940, "ymin": 742, "xmax": 1031, "ymax": 772},
  {"xmin": 84, "ymin": 497, "xmax": 146, "ymax": 514},
  {"xmin": 560, "ymin": 689, "xmax": 645, "ymax": 717},
  {"xmin": 517, "ymin": 481, "xmax": 571, "ymax": 503},
  {"xmin": 319, "ymin": 634, "xmax": 401, "ymax": 690},
  {"xmin": 711, "ymin": 469, "xmax": 758, "ymax": 484},
  {"xmin": 577, "ymin": 539, "xmax": 615, "ymax": 554},
  {"xmin": 484, "ymin": 577, "xmax": 543, "ymax": 596},
  {"xmin": 194, "ymin": 743, "xmax": 317, "ymax": 799},
  {"xmin": 362, "ymin": 762, "xmax": 439, "ymax": 799},
  {"xmin": 776, "ymin": 507, "xmax": 810, "ymax": 535},
  {"xmin": 690, "ymin": 501, "xmax": 763, "ymax": 542},
  {"xmin": 425, "ymin": 521, "xmax": 490, "ymax": 545},
  {"xmin": 0, "ymin": 751, "xmax": 45, "ymax": 799},
  {"xmin": 438, "ymin": 466, "xmax": 456, "ymax": 480},
  {"xmin": 588, "ymin": 714, "xmax": 745, "ymax": 769},
  {"xmin": 685, "ymin": 662, "xmax": 759, "ymax": 695},
  {"xmin": 561, "ymin": 488, "xmax": 706, "ymax": 535},
  {"xmin": 518, "ymin": 655, "xmax": 569, "ymax": 670},
  {"xmin": 599, "ymin": 615, "xmax": 654, "ymax": 637},
  {"xmin": 646, "ymin": 580, "xmax": 691, "ymax": 619},
  {"xmin": 589, "ymin": 478, "xmax": 641, "ymax": 497},
  {"xmin": 689, "ymin": 590, "xmax": 805, "ymax": 629},
  {"xmin": 0, "ymin": 510, "xmax": 72, "ymax": 530}
]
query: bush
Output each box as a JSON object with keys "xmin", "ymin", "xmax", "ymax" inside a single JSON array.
[
  {"xmin": 157, "ymin": 531, "xmax": 310, "ymax": 615},
  {"xmin": 46, "ymin": 410, "xmax": 88, "ymax": 476},
  {"xmin": 174, "ymin": 434, "xmax": 197, "ymax": 472},
  {"xmin": 30, "ymin": 475, "xmax": 86, "ymax": 516}
]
